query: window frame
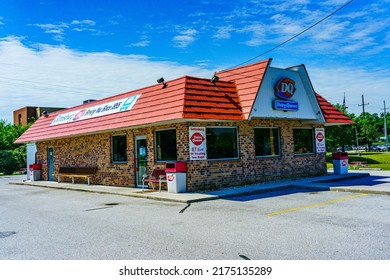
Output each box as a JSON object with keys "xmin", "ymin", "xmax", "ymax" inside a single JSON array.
[
  {"xmin": 293, "ymin": 128, "xmax": 315, "ymax": 155},
  {"xmin": 254, "ymin": 127, "xmax": 281, "ymax": 157},
  {"xmin": 206, "ymin": 126, "xmax": 239, "ymax": 160},
  {"xmin": 155, "ymin": 128, "xmax": 177, "ymax": 162},
  {"xmin": 111, "ymin": 134, "xmax": 128, "ymax": 163}
]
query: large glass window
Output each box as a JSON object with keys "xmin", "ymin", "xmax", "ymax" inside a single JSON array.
[
  {"xmin": 112, "ymin": 135, "xmax": 127, "ymax": 163},
  {"xmin": 156, "ymin": 129, "xmax": 177, "ymax": 161},
  {"xmin": 206, "ymin": 127, "xmax": 238, "ymax": 159},
  {"xmin": 293, "ymin": 128, "xmax": 314, "ymax": 154},
  {"xmin": 254, "ymin": 127, "xmax": 280, "ymax": 157}
]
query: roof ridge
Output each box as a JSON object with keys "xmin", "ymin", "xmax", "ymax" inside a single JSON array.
[{"xmin": 217, "ymin": 58, "xmax": 272, "ymax": 74}]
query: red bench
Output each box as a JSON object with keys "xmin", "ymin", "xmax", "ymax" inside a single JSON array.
[{"xmin": 142, "ymin": 168, "xmax": 166, "ymax": 192}]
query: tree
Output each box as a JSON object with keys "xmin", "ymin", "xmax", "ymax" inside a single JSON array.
[
  {"xmin": 325, "ymin": 104, "xmax": 356, "ymax": 151},
  {"xmin": 355, "ymin": 113, "xmax": 381, "ymax": 150},
  {"xmin": 0, "ymin": 120, "xmax": 31, "ymax": 174},
  {"xmin": 0, "ymin": 150, "xmax": 18, "ymax": 175}
]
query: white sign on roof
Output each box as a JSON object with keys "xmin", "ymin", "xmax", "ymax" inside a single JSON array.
[
  {"xmin": 50, "ymin": 94, "xmax": 140, "ymax": 126},
  {"xmin": 250, "ymin": 66, "xmax": 325, "ymax": 123}
]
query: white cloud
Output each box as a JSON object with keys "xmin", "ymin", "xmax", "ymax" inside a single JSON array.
[
  {"xmin": 31, "ymin": 19, "xmax": 99, "ymax": 40},
  {"xmin": 173, "ymin": 29, "xmax": 198, "ymax": 48},
  {"xmin": 31, "ymin": 23, "xmax": 69, "ymax": 34},
  {"xmin": 238, "ymin": 23, "xmax": 267, "ymax": 47},
  {"xmin": 213, "ymin": 25, "xmax": 234, "ymax": 40},
  {"xmin": 0, "ymin": 37, "xmax": 212, "ymax": 123},
  {"xmin": 128, "ymin": 36, "xmax": 150, "ymax": 47},
  {"xmin": 70, "ymin": 19, "xmax": 96, "ymax": 26}
]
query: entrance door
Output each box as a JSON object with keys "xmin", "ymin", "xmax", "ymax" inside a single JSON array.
[
  {"xmin": 47, "ymin": 147, "xmax": 54, "ymax": 181},
  {"xmin": 135, "ymin": 136, "xmax": 147, "ymax": 187}
]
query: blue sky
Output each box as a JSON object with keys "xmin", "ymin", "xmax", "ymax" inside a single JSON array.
[{"xmin": 1, "ymin": 0, "xmax": 390, "ymax": 122}]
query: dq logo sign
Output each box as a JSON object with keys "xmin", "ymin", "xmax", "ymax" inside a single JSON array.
[{"xmin": 274, "ymin": 78, "xmax": 296, "ymax": 100}]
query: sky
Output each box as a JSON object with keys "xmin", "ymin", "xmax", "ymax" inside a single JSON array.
[{"xmin": 1, "ymin": 0, "xmax": 390, "ymax": 123}]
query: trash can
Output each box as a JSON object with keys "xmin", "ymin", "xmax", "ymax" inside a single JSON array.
[
  {"xmin": 165, "ymin": 161, "xmax": 187, "ymax": 193},
  {"xmin": 29, "ymin": 163, "xmax": 42, "ymax": 181},
  {"xmin": 332, "ymin": 152, "xmax": 348, "ymax": 175}
]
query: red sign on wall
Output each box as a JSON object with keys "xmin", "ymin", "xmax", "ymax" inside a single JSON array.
[
  {"xmin": 190, "ymin": 132, "xmax": 205, "ymax": 146},
  {"xmin": 315, "ymin": 128, "xmax": 326, "ymax": 153},
  {"xmin": 189, "ymin": 127, "xmax": 207, "ymax": 160}
]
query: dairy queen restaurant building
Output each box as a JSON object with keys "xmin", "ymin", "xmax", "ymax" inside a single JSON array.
[{"xmin": 16, "ymin": 59, "xmax": 354, "ymax": 192}]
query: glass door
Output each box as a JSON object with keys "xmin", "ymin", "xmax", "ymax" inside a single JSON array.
[
  {"xmin": 135, "ymin": 136, "xmax": 147, "ymax": 187},
  {"xmin": 47, "ymin": 147, "xmax": 54, "ymax": 181}
]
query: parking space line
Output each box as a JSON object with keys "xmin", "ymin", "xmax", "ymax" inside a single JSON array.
[{"xmin": 267, "ymin": 193, "xmax": 368, "ymax": 216}]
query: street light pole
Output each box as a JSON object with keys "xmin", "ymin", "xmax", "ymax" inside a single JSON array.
[{"xmin": 383, "ymin": 101, "xmax": 389, "ymax": 151}]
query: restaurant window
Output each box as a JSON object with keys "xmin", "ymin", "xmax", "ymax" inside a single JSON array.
[
  {"xmin": 156, "ymin": 129, "xmax": 177, "ymax": 161},
  {"xmin": 293, "ymin": 128, "xmax": 314, "ymax": 154},
  {"xmin": 254, "ymin": 127, "xmax": 280, "ymax": 157},
  {"xmin": 206, "ymin": 127, "xmax": 238, "ymax": 159},
  {"xmin": 112, "ymin": 135, "xmax": 127, "ymax": 163}
]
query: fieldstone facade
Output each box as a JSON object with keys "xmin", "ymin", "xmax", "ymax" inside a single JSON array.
[{"xmin": 36, "ymin": 119, "xmax": 326, "ymax": 192}]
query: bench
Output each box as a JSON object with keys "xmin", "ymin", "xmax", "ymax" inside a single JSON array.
[
  {"xmin": 349, "ymin": 161, "xmax": 368, "ymax": 169},
  {"xmin": 54, "ymin": 166, "xmax": 97, "ymax": 185},
  {"xmin": 142, "ymin": 168, "xmax": 166, "ymax": 192}
]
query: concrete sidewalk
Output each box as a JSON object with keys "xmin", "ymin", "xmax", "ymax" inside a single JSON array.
[{"xmin": 9, "ymin": 171, "xmax": 390, "ymax": 203}]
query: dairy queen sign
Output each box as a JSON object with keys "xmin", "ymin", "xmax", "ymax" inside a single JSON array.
[
  {"xmin": 189, "ymin": 127, "xmax": 207, "ymax": 160},
  {"xmin": 273, "ymin": 78, "xmax": 299, "ymax": 111}
]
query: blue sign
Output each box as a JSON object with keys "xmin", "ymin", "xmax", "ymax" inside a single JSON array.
[{"xmin": 273, "ymin": 100, "xmax": 299, "ymax": 111}]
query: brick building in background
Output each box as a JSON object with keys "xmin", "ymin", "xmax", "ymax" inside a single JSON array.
[
  {"xmin": 15, "ymin": 59, "xmax": 354, "ymax": 192},
  {"xmin": 13, "ymin": 106, "xmax": 65, "ymax": 126}
]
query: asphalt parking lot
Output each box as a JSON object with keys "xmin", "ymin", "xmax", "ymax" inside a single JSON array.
[{"xmin": 1, "ymin": 172, "xmax": 389, "ymax": 260}]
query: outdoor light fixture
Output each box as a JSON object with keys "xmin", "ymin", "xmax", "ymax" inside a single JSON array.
[
  {"xmin": 211, "ymin": 73, "xmax": 219, "ymax": 84},
  {"xmin": 157, "ymin": 77, "xmax": 168, "ymax": 88},
  {"xmin": 42, "ymin": 111, "xmax": 49, "ymax": 118}
]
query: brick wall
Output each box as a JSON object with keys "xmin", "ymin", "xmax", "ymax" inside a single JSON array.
[{"xmin": 36, "ymin": 119, "xmax": 326, "ymax": 192}]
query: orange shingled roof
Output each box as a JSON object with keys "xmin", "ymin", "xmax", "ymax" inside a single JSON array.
[
  {"xmin": 315, "ymin": 93, "xmax": 355, "ymax": 125},
  {"xmin": 183, "ymin": 77, "xmax": 243, "ymax": 120},
  {"xmin": 216, "ymin": 59, "xmax": 271, "ymax": 119},
  {"xmin": 15, "ymin": 76, "xmax": 243, "ymax": 143}
]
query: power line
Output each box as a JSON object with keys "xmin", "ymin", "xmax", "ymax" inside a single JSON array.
[
  {"xmin": 226, "ymin": 0, "xmax": 354, "ymax": 70},
  {"xmin": 0, "ymin": 76, "xmax": 114, "ymax": 96}
]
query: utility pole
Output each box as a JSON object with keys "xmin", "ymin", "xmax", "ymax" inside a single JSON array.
[
  {"xmin": 358, "ymin": 94, "xmax": 369, "ymax": 114},
  {"xmin": 382, "ymin": 101, "xmax": 389, "ymax": 151},
  {"xmin": 358, "ymin": 94, "xmax": 370, "ymax": 151},
  {"xmin": 355, "ymin": 125, "xmax": 360, "ymax": 156}
]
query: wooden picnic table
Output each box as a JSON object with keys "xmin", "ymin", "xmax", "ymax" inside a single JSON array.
[{"xmin": 349, "ymin": 161, "xmax": 368, "ymax": 169}]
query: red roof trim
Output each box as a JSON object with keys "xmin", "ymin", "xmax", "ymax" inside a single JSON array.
[{"xmin": 315, "ymin": 93, "xmax": 355, "ymax": 125}]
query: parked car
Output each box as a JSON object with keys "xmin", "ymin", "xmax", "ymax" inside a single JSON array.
[{"xmin": 370, "ymin": 145, "xmax": 387, "ymax": 152}]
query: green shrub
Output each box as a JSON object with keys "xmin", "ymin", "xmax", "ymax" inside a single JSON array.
[{"xmin": 0, "ymin": 150, "xmax": 19, "ymax": 175}]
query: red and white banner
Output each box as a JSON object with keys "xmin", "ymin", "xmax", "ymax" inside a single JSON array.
[
  {"xmin": 50, "ymin": 94, "xmax": 140, "ymax": 126},
  {"xmin": 315, "ymin": 128, "xmax": 326, "ymax": 153},
  {"xmin": 189, "ymin": 127, "xmax": 207, "ymax": 160}
]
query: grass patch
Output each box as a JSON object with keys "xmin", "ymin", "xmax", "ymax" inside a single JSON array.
[{"xmin": 326, "ymin": 152, "xmax": 390, "ymax": 170}]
